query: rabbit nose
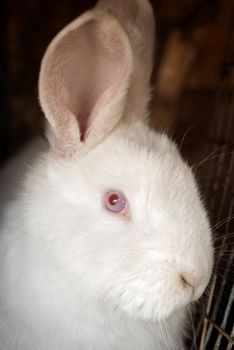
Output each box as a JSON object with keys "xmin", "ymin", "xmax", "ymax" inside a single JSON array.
[{"xmin": 179, "ymin": 272, "xmax": 204, "ymax": 290}]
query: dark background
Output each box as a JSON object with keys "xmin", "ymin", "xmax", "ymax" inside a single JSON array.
[
  {"xmin": 1, "ymin": 1, "xmax": 234, "ymax": 349},
  {"xmin": 1, "ymin": 0, "xmax": 233, "ymax": 164}
]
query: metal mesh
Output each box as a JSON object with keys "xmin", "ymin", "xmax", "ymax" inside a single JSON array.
[{"xmin": 189, "ymin": 12, "xmax": 234, "ymax": 350}]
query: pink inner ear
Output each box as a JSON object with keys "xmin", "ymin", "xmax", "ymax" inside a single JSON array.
[{"xmin": 53, "ymin": 20, "xmax": 127, "ymax": 141}]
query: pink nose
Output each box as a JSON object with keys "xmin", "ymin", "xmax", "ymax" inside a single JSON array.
[{"xmin": 180, "ymin": 272, "xmax": 204, "ymax": 289}]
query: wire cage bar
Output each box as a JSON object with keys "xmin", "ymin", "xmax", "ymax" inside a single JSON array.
[{"xmin": 189, "ymin": 12, "xmax": 234, "ymax": 350}]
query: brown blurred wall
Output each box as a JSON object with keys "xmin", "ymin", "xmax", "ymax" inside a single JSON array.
[{"xmin": 0, "ymin": 0, "xmax": 233, "ymax": 164}]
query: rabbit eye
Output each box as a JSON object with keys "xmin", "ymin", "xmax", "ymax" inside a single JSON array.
[{"xmin": 104, "ymin": 190, "xmax": 127, "ymax": 214}]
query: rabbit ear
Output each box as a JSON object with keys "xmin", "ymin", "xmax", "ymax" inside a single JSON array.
[
  {"xmin": 39, "ymin": 10, "xmax": 133, "ymax": 158},
  {"xmin": 97, "ymin": 0, "xmax": 155, "ymax": 121}
]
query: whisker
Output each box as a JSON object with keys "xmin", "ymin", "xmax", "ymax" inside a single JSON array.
[
  {"xmin": 212, "ymin": 232, "xmax": 234, "ymax": 242},
  {"xmin": 195, "ymin": 151, "xmax": 234, "ymax": 170},
  {"xmin": 192, "ymin": 144, "xmax": 234, "ymax": 171},
  {"xmin": 214, "ymin": 248, "xmax": 234, "ymax": 255},
  {"xmin": 211, "ymin": 215, "xmax": 234, "ymax": 231},
  {"xmin": 178, "ymin": 125, "xmax": 196, "ymax": 152},
  {"xmin": 213, "ymin": 241, "xmax": 234, "ymax": 250}
]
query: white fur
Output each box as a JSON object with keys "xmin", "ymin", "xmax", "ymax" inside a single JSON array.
[
  {"xmin": 0, "ymin": 123, "xmax": 213, "ymax": 349},
  {"xmin": 0, "ymin": 0, "xmax": 213, "ymax": 349}
]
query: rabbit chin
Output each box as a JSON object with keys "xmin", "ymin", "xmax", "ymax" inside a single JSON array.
[{"xmin": 112, "ymin": 285, "xmax": 192, "ymax": 321}]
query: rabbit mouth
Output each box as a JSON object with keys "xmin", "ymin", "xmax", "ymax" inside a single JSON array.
[
  {"xmin": 109, "ymin": 281, "xmax": 192, "ymax": 321},
  {"xmin": 109, "ymin": 268, "xmax": 212, "ymax": 322},
  {"xmin": 112, "ymin": 264, "xmax": 211, "ymax": 321}
]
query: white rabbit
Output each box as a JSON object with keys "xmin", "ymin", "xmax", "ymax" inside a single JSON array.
[{"xmin": 0, "ymin": 1, "xmax": 214, "ymax": 349}]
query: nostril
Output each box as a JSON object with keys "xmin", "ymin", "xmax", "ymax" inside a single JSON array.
[
  {"xmin": 180, "ymin": 274, "xmax": 192, "ymax": 288},
  {"xmin": 180, "ymin": 273, "xmax": 203, "ymax": 290}
]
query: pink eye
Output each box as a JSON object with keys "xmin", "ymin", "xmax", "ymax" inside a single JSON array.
[{"xmin": 104, "ymin": 190, "xmax": 127, "ymax": 214}]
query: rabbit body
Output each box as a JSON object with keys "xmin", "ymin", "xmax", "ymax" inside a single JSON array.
[
  {"xmin": 0, "ymin": 124, "xmax": 211, "ymax": 350},
  {"xmin": 0, "ymin": 1, "xmax": 213, "ymax": 349},
  {"xmin": 0, "ymin": 193, "xmax": 184, "ymax": 350}
]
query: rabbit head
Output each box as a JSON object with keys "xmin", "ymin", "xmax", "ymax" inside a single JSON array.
[{"xmin": 35, "ymin": 0, "xmax": 214, "ymax": 321}]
